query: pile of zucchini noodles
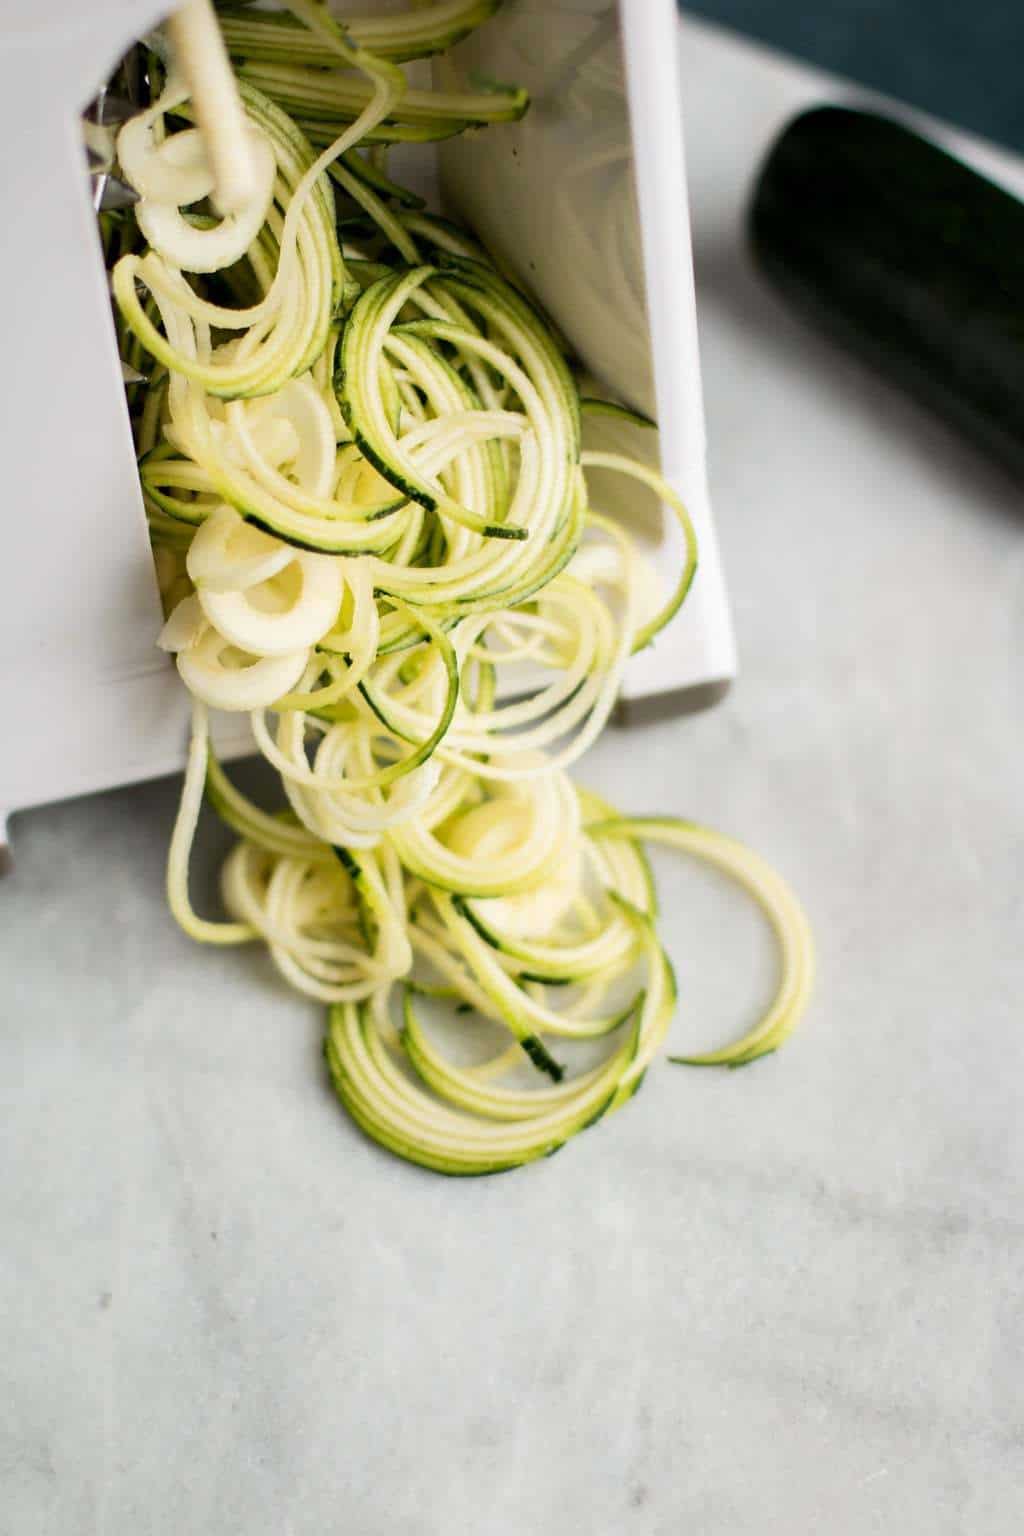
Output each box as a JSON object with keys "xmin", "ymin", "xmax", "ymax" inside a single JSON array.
[{"xmin": 108, "ymin": 0, "xmax": 813, "ymax": 1175}]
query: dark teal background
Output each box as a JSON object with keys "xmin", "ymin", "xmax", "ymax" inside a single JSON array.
[{"xmin": 682, "ymin": 1, "xmax": 1024, "ymax": 153}]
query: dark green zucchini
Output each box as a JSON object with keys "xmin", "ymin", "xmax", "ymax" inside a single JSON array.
[{"xmin": 750, "ymin": 106, "xmax": 1024, "ymax": 477}]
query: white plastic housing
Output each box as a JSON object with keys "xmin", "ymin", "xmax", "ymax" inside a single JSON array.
[
  {"xmin": 439, "ymin": 0, "xmax": 734, "ymax": 707},
  {"xmin": 0, "ymin": 0, "xmax": 733, "ymax": 848}
]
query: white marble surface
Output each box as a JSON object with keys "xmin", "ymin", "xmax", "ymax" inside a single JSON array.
[{"xmin": 3, "ymin": 19, "xmax": 1024, "ymax": 1535}]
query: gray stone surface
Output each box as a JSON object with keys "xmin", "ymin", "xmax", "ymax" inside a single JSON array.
[{"xmin": 2, "ymin": 20, "xmax": 1023, "ymax": 1536}]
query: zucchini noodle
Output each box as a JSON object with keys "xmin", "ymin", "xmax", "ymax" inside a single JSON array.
[{"xmin": 108, "ymin": 0, "xmax": 813, "ymax": 1175}]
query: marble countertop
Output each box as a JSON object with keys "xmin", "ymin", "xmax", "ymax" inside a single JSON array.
[{"xmin": 3, "ymin": 19, "xmax": 1022, "ymax": 1535}]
